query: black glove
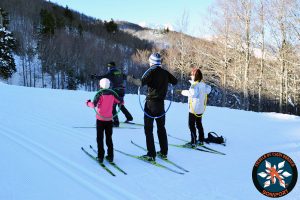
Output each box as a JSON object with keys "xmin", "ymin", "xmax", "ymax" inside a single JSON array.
[
  {"xmin": 175, "ymin": 90, "xmax": 182, "ymax": 94},
  {"xmin": 86, "ymin": 99, "xmax": 91, "ymax": 105}
]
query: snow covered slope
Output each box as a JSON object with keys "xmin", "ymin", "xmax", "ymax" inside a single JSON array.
[{"xmin": 0, "ymin": 82, "xmax": 299, "ymax": 200}]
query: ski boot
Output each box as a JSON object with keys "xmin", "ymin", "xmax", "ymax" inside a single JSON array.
[
  {"xmin": 184, "ymin": 142, "xmax": 196, "ymax": 148},
  {"xmin": 105, "ymin": 155, "xmax": 113, "ymax": 163},
  {"xmin": 141, "ymin": 154, "xmax": 155, "ymax": 162},
  {"xmin": 97, "ymin": 157, "xmax": 104, "ymax": 164},
  {"xmin": 157, "ymin": 151, "xmax": 167, "ymax": 160}
]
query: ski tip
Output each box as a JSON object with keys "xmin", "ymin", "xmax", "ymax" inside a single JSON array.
[
  {"xmin": 81, "ymin": 147, "xmax": 84, "ymax": 150},
  {"xmin": 89, "ymin": 145, "xmax": 92, "ymax": 148}
]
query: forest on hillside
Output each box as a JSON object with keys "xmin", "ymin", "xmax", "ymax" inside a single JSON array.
[
  {"xmin": 0, "ymin": 0, "xmax": 300, "ymax": 115},
  {"xmin": 145, "ymin": 0, "xmax": 300, "ymax": 115},
  {"xmin": 0, "ymin": 0, "xmax": 152, "ymax": 89}
]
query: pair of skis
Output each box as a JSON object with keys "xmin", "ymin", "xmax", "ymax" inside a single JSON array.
[
  {"xmin": 129, "ymin": 141, "xmax": 189, "ymax": 173},
  {"xmin": 167, "ymin": 134, "xmax": 226, "ymax": 155},
  {"xmin": 81, "ymin": 146, "xmax": 127, "ymax": 176},
  {"xmin": 115, "ymin": 141, "xmax": 187, "ymax": 175},
  {"xmin": 82, "ymin": 144, "xmax": 185, "ymax": 176}
]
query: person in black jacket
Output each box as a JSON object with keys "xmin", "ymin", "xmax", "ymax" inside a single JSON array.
[
  {"xmin": 91, "ymin": 62, "xmax": 133, "ymax": 127},
  {"xmin": 127, "ymin": 53, "xmax": 178, "ymax": 161}
]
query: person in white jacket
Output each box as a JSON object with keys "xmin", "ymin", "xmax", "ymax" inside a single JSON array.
[{"xmin": 181, "ymin": 68, "xmax": 211, "ymax": 146}]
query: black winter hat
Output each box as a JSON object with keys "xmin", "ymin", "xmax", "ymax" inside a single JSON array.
[{"xmin": 107, "ymin": 62, "xmax": 116, "ymax": 67}]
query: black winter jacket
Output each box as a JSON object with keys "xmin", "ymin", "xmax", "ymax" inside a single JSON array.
[
  {"xmin": 94, "ymin": 67, "xmax": 126, "ymax": 97},
  {"xmin": 142, "ymin": 66, "xmax": 177, "ymax": 101}
]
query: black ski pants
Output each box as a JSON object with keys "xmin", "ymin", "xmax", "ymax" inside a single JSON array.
[
  {"xmin": 144, "ymin": 100, "xmax": 168, "ymax": 158},
  {"xmin": 112, "ymin": 96, "xmax": 133, "ymax": 125},
  {"xmin": 96, "ymin": 120, "xmax": 113, "ymax": 160},
  {"xmin": 188, "ymin": 113, "xmax": 204, "ymax": 144}
]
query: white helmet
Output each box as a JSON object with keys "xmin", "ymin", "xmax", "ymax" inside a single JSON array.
[{"xmin": 99, "ymin": 78, "xmax": 110, "ymax": 89}]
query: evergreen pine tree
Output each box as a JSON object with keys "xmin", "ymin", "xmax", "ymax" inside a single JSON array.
[
  {"xmin": 66, "ymin": 69, "xmax": 77, "ymax": 90},
  {"xmin": 64, "ymin": 6, "xmax": 74, "ymax": 22},
  {"xmin": 104, "ymin": 19, "xmax": 118, "ymax": 33},
  {"xmin": 40, "ymin": 9, "xmax": 55, "ymax": 35},
  {"xmin": 0, "ymin": 8, "xmax": 16, "ymax": 79},
  {"xmin": 78, "ymin": 23, "xmax": 83, "ymax": 37}
]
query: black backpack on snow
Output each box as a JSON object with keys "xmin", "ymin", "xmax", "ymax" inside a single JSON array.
[{"xmin": 205, "ymin": 132, "xmax": 226, "ymax": 146}]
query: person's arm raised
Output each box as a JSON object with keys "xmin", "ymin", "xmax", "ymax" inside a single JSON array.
[
  {"xmin": 168, "ymin": 71, "xmax": 178, "ymax": 85},
  {"xmin": 127, "ymin": 75, "xmax": 142, "ymax": 86}
]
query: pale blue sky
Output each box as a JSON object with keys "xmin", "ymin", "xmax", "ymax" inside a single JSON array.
[{"xmin": 52, "ymin": 0, "xmax": 213, "ymax": 37}]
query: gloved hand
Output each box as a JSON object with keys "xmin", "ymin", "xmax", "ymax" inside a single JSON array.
[
  {"xmin": 127, "ymin": 75, "xmax": 142, "ymax": 86},
  {"xmin": 175, "ymin": 89, "xmax": 182, "ymax": 94},
  {"xmin": 126, "ymin": 75, "xmax": 134, "ymax": 82},
  {"xmin": 86, "ymin": 99, "xmax": 91, "ymax": 106}
]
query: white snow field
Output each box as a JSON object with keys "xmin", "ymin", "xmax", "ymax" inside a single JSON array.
[{"xmin": 0, "ymin": 82, "xmax": 299, "ymax": 200}]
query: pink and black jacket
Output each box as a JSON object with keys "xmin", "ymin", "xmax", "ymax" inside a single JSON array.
[{"xmin": 87, "ymin": 90, "xmax": 121, "ymax": 121}]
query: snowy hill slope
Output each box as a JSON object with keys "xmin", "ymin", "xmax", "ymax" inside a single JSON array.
[{"xmin": 0, "ymin": 82, "xmax": 299, "ymax": 200}]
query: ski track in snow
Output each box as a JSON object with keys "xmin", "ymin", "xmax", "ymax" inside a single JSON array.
[
  {"xmin": 0, "ymin": 123, "xmax": 140, "ymax": 200},
  {"xmin": 1, "ymin": 82, "xmax": 300, "ymax": 200}
]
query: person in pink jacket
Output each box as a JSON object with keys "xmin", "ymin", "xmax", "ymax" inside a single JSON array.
[{"xmin": 86, "ymin": 78, "xmax": 121, "ymax": 163}]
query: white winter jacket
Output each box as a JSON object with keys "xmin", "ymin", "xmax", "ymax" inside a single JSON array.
[{"xmin": 181, "ymin": 81, "xmax": 211, "ymax": 114}]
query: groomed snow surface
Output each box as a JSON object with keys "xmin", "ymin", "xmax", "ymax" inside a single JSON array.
[{"xmin": 0, "ymin": 82, "xmax": 299, "ymax": 200}]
